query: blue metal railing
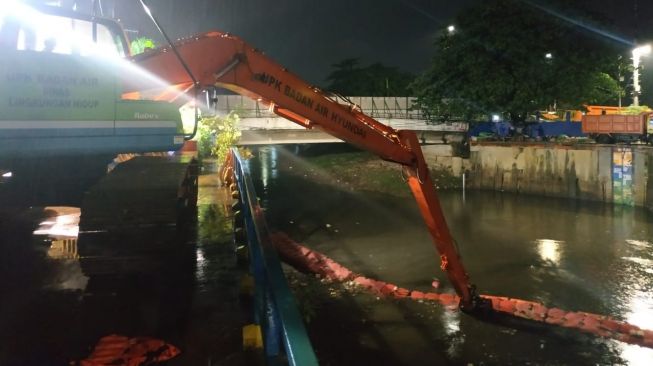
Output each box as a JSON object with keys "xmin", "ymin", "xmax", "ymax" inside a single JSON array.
[{"xmin": 231, "ymin": 148, "xmax": 319, "ymax": 366}]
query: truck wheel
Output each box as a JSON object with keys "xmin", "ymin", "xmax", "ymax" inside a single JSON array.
[{"xmin": 596, "ymin": 134, "xmax": 613, "ymax": 144}]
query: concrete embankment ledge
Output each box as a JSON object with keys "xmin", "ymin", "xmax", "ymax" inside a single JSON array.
[{"xmin": 420, "ymin": 142, "xmax": 653, "ymax": 210}]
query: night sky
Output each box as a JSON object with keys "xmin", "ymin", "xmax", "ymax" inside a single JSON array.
[{"xmin": 108, "ymin": 0, "xmax": 653, "ymax": 86}]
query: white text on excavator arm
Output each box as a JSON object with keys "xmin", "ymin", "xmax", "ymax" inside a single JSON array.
[{"xmin": 127, "ymin": 31, "xmax": 483, "ymax": 311}]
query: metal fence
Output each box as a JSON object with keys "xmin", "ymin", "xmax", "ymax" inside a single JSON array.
[
  {"xmin": 231, "ymin": 148, "xmax": 319, "ymax": 366},
  {"xmin": 216, "ymin": 95, "xmax": 424, "ymax": 120}
]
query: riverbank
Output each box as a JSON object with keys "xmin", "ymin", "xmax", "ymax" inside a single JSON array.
[
  {"xmin": 282, "ymin": 143, "xmax": 653, "ymax": 210},
  {"xmin": 281, "ymin": 146, "xmax": 463, "ymax": 195}
]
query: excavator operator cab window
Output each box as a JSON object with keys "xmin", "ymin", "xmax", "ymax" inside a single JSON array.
[{"xmin": 0, "ymin": 2, "xmax": 126, "ymax": 57}]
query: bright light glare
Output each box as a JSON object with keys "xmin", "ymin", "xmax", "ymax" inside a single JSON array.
[
  {"xmin": 33, "ymin": 207, "xmax": 80, "ymax": 238},
  {"xmin": 441, "ymin": 310, "xmax": 462, "ymax": 357},
  {"xmin": 258, "ymin": 146, "xmax": 279, "ymax": 189},
  {"xmin": 0, "ymin": 1, "xmax": 192, "ymax": 102},
  {"xmin": 140, "ymin": 1, "xmax": 153, "ymax": 17},
  {"xmin": 633, "ymin": 45, "xmax": 652, "ymax": 57},
  {"xmin": 626, "ymin": 294, "xmax": 653, "ymax": 330},
  {"xmin": 620, "ymin": 344, "xmax": 653, "ymax": 366},
  {"xmin": 1, "ymin": 171, "xmax": 12, "ymax": 178},
  {"xmin": 625, "ymin": 239, "xmax": 651, "ymax": 249},
  {"xmin": 536, "ymin": 239, "xmax": 563, "ymax": 265},
  {"xmin": 0, "ymin": 1, "xmax": 121, "ymax": 56},
  {"xmin": 180, "ymin": 102, "xmax": 199, "ymax": 133},
  {"xmin": 492, "ymin": 114, "xmax": 500, "ymax": 122},
  {"xmin": 545, "ymin": 52, "xmax": 553, "ymax": 59},
  {"xmin": 632, "ymin": 44, "xmax": 651, "ymax": 106},
  {"xmin": 196, "ymin": 246, "xmax": 206, "ymax": 281},
  {"xmin": 620, "ymin": 293, "xmax": 653, "ymax": 365},
  {"xmin": 447, "ymin": 25, "xmax": 455, "ymax": 33}
]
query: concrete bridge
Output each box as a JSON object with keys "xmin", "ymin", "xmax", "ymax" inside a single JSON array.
[{"xmin": 214, "ymin": 95, "xmax": 468, "ymax": 145}]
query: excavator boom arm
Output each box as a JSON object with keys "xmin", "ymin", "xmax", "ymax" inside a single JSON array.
[{"xmin": 129, "ymin": 31, "xmax": 479, "ymax": 310}]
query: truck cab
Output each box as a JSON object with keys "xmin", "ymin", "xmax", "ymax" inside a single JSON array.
[
  {"xmin": 0, "ymin": 3, "xmax": 186, "ymax": 158},
  {"xmin": 0, "ymin": 2, "xmax": 187, "ymax": 203}
]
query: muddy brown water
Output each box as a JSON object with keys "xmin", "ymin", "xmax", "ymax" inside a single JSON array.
[{"xmin": 247, "ymin": 144, "xmax": 653, "ymax": 365}]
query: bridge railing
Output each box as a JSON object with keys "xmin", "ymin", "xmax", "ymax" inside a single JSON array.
[
  {"xmin": 216, "ymin": 95, "xmax": 424, "ymax": 119},
  {"xmin": 230, "ymin": 148, "xmax": 319, "ymax": 366}
]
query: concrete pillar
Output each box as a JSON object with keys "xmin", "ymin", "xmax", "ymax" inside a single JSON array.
[
  {"xmin": 646, "ymin": 150, "xmax": 653, "ymax": 211},
  {"xmin": 633, "ymin": 148, "xmax": 648, "ymax": 206},
  {"xmin": 451, "ymin": 157, "xmax": 463, "ymax": 177},
  {"xmin": 597, "ymin": 147, "xmax": 613, "ymax": 203}
]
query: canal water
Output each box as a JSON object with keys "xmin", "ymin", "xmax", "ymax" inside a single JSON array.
[
  {"xmin": 247, "ymin": 144, "xmax": 653, "ymax": 365},
  {"xmin": 0, "ymin": 160, "xmax": 253, "ymax": 365}
]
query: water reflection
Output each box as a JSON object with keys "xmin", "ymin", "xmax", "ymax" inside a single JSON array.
[
  {"xmin": 194, "ymin": 247, "xmax": 205, "ymax": 281},
  {"xmin": 257, "ymin": 146, "xmax": 279, "ymax": 190},
  {"xmin": 619, "ymin": 239, "xmax": 653, "ymax": 365},
  {"xmin": 535, "ymin": 239, "xmax": 563, "ymax": 265},
  {"xmin": 622, "ymin": 257, "xmax": 653, "ymax": 267},
  {"xmin": 249, "ymin": 145, "xmax": 653, "ymax": 365},
  {"xmin": 441, "ymin": 310, "xmax": 463, "ymax": 358},
  {"xmin": 620, "ymin": 342, "xmax": 653, "ymax": 366},
  {"xmin": 626, "ymin": 294, "xmax": 653, "ymax": 330},
  {"xmin": 625, "ymin": 239, "xmax": 652, "ymax": 249},
  {"xmin": 33, "ymin": 206, "xmax": 80, "ymax": 238}
]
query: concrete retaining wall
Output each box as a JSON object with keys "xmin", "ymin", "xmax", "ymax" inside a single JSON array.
[
  {"xmin": 420, "ymin": 143, "xmax": 652, "ymax": 210},
  {"xmin": 468, "ymin": 145, "xmax": 612, "ymax": 201},
  {"xmin": 421, "ymin": 145, "xmax": 467, "ymax": 177},
  {"xmin": 647, "ymin": 151, "xmax": 653, "ymax": 211}
]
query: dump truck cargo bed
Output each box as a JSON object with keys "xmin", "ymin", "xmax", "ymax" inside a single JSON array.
[{"xmin": 581, "ymin": 113, "xmax": 648, "ymax": 135}]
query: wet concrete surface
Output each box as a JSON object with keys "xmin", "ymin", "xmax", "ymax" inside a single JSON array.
[
  {"xmin": 248, "ymin": 145, "xmax": 653, "ymax": 365},
  {"xmin": 0, "ymin": 160, "xmax": 254, "ymax": 365}
]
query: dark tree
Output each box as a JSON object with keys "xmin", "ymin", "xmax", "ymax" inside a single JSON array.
[
  {"xmin": 325, "ymin": 58, "xmax": 415, "ymax": 96},
  {"xmin": 412, "ymin": 0, "xmax": 623, "ymax": 123}
]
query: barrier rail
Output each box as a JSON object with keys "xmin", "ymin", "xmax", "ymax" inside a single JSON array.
[
  {"xmin": 229, "ymin": 148, "xmax": 318, "ymax": 366},
  {"xmin": 216, "ymin": 95, "xmax": 424, "ymax": 119}
]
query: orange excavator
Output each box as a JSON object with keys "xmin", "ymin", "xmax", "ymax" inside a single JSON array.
[
  {"xmin": 3, "ymin": 2, "xmax": 651, "ymax": 350},
  {"xmin": 126, "ymin": 30, "xmax": 484, "ymax": 311},
  {"xmin": 127, "ymin": 4, "xmax": 653, "ymax": 349}
]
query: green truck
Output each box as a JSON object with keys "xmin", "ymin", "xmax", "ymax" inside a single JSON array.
[{"xmin": 0, "ymin": 3, "xmax": 198, "ymax": 275}]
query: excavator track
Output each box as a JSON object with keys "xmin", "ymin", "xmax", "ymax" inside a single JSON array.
[{"xmin": 78, "ymin": 155, "xmax": 198, "ymax": 277}]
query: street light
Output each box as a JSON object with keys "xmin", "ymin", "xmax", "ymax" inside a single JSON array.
[
  {"xmin": 447, "ymin": 25, "xmax": 455, "ymax": 33},
  {"xmin": 632, "ymin": 44, "xmax": 651, "ymax": 106},
  {"xmin": 545, "ymin": 52, "xmax": 553, "ymax": 59}
]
